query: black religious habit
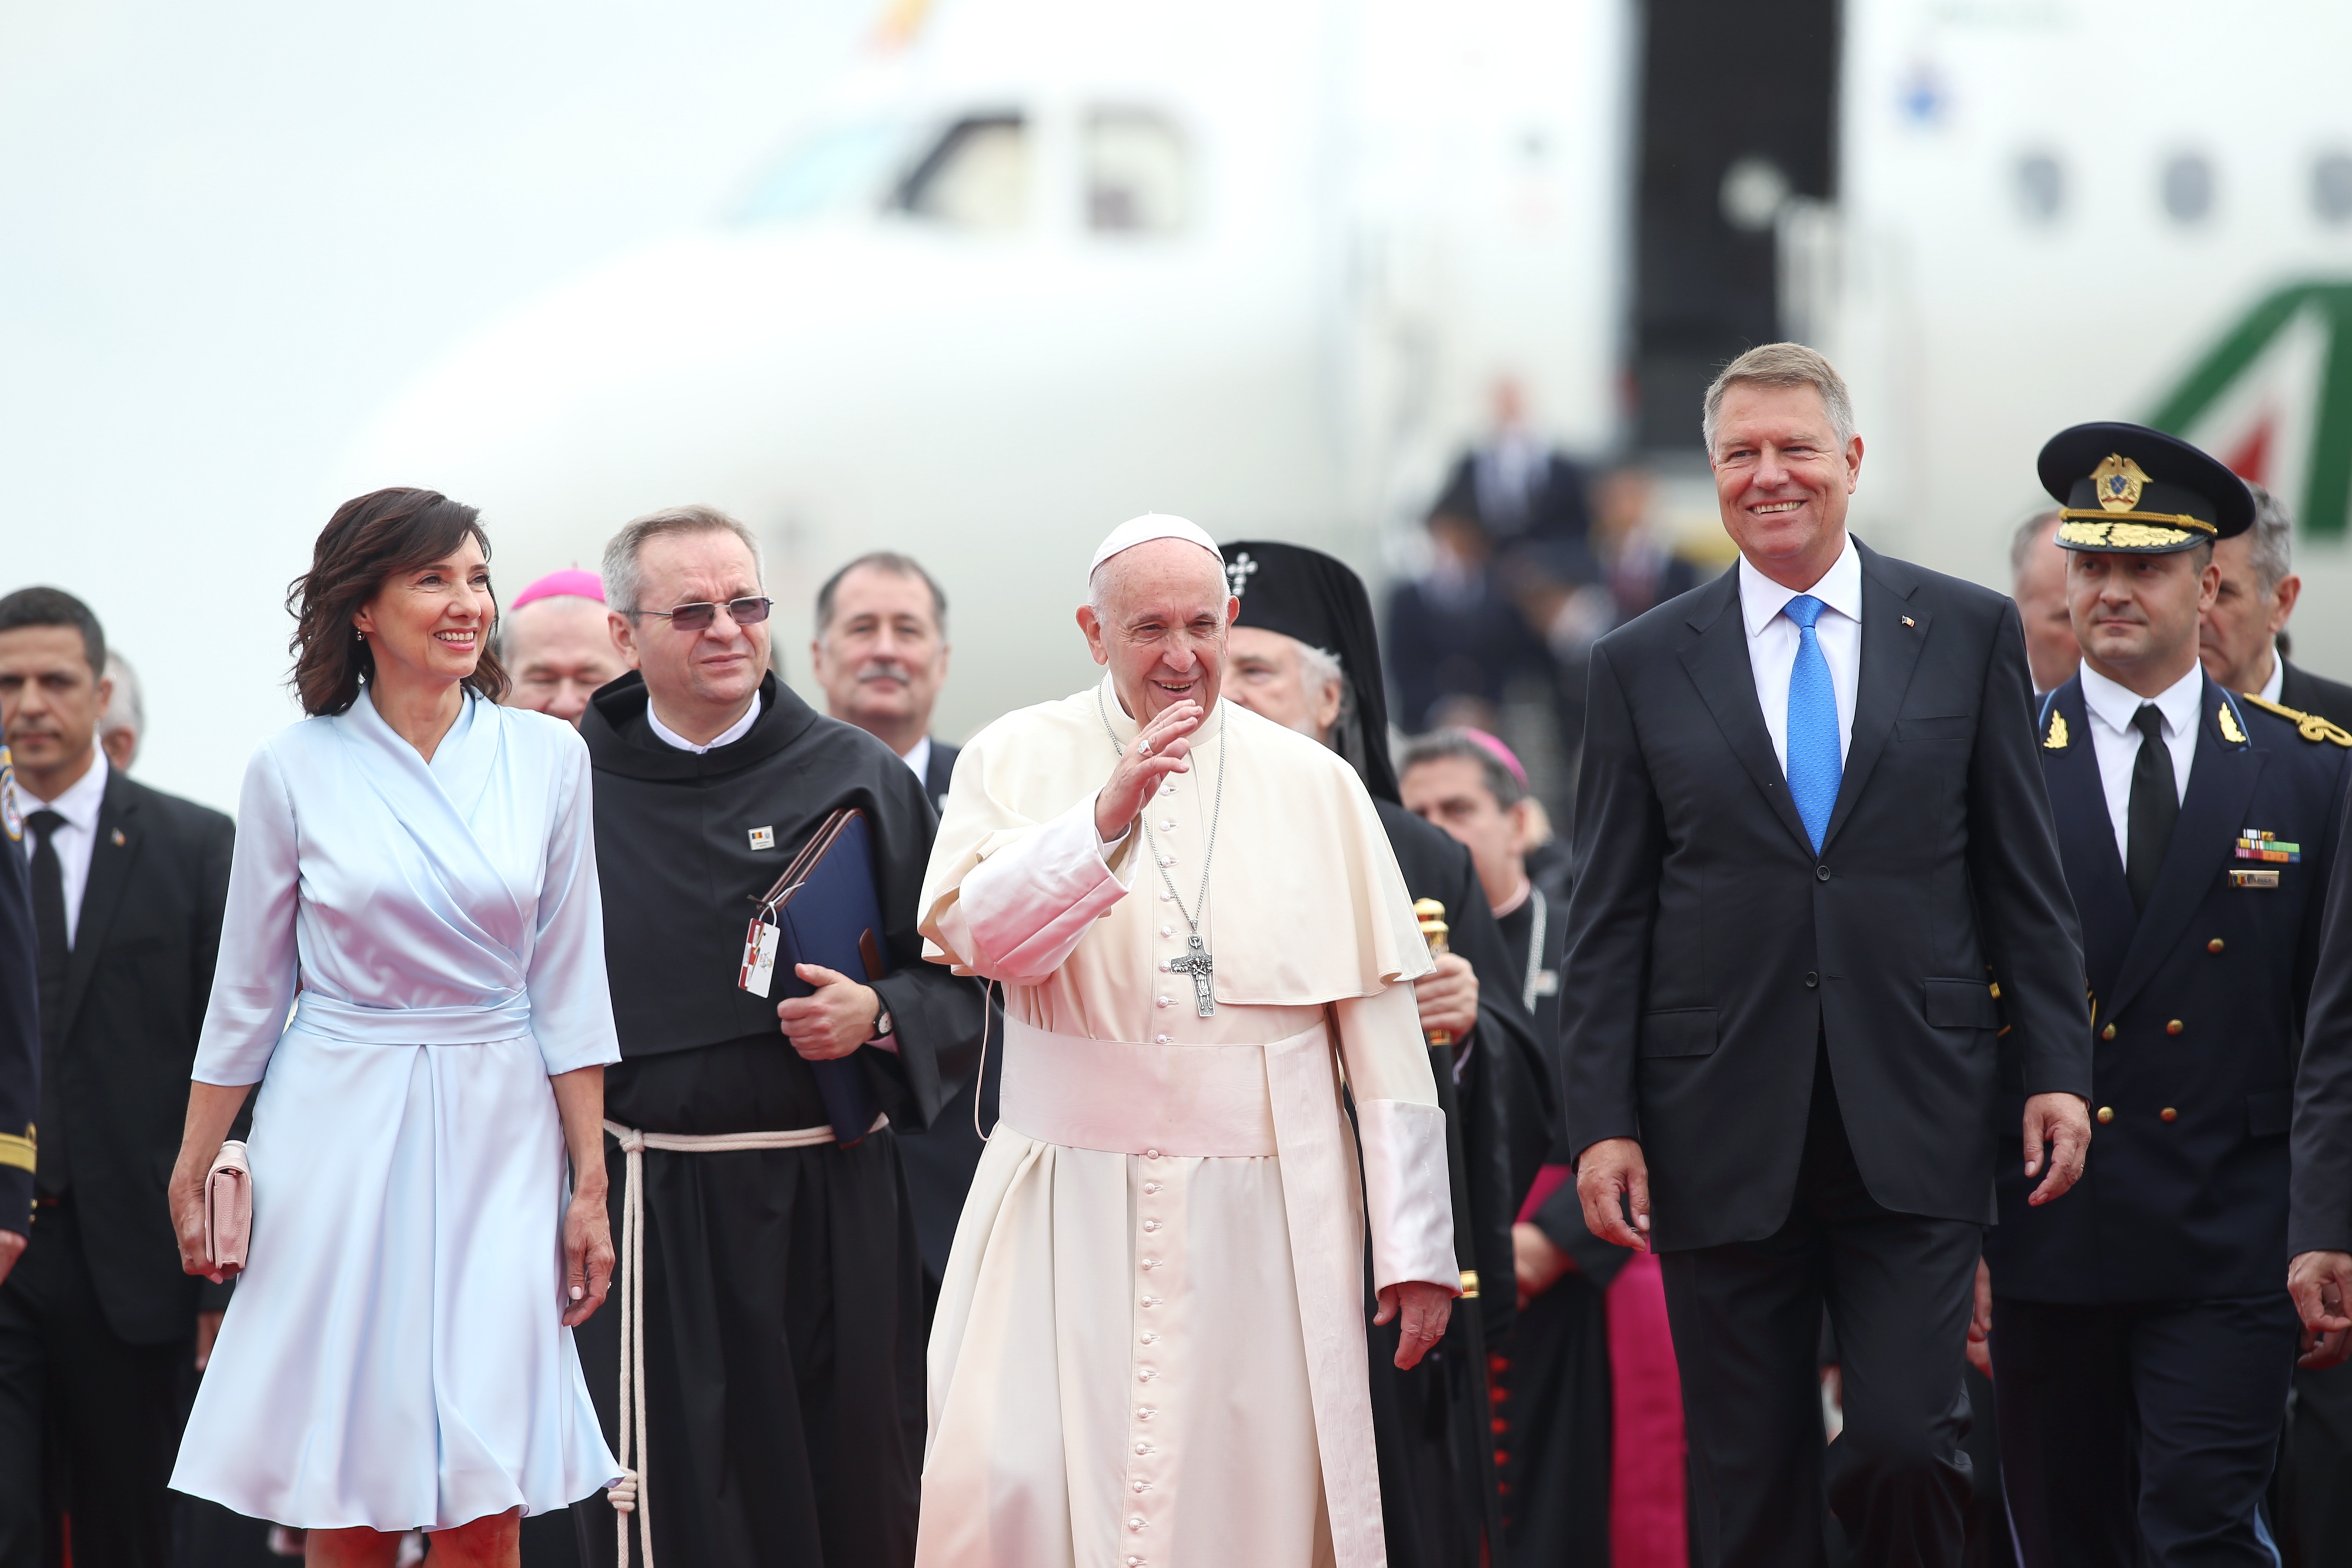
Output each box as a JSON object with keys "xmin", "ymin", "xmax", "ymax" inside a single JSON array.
[{"xmin": 573, "ymin": 672, "xmax": 983, "ymax": 1568}]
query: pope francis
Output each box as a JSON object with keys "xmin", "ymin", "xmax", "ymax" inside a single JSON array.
[{"xmin": 914, "ymin": 516, "xmax": 1461, "ymax": 1568}]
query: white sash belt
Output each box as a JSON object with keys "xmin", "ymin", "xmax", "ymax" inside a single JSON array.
[
  {"xmin": 599, "ymin": 1112, "xmax": 887, "ymax": 1568},
  {"xmin": 998, "ymin": 1017, "xmax": 1280, "ymax": 1157}
]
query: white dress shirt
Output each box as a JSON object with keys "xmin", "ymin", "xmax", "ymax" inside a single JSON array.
[
  {"xmin": 16, "ymin": 749, "xmax": 108, "ymax": 947},
  {"xmin": 646, "ymin": 690, "xmax": 761, "ymax": 754},
  {"xmin": 1739, "ymin": 532, "xmax": 1863, "ymax": 773},
  {"xmin": 901, "ymin": 733, "xmax": 932, "ymax": 783},
  {"xmin": 2077, "ymin": 660, "xmax": 2201, "ymax": 867},
  {"xmin": 2260, "ymin": 644, "xmax": 2286, "ymax": 704}
]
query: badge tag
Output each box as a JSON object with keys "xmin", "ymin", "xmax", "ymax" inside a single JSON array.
[
  {"xmin": 749, "ymin": 825, "xmax": 776, "ymax": 851},
  {"xmin": 739, "ymin": 917, "xmax": 780, "ymax": 996},
  {"xmin": 2230, "ymin": 870, "xmax": 2281, "ymax": 889}
]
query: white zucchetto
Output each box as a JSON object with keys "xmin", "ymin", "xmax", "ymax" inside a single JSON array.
[{"xmin": 1088, "ymin": 513, "xmax": 1222, "ymax": 579}]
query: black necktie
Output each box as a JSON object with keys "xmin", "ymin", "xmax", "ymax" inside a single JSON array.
[
  {"xmin": 2126, "ymin": 704, "xmax": 2179, "ymax": 914},
  {"xmin": 26, "ymin": 810, "xmax": 69, "ymax": 1197}
]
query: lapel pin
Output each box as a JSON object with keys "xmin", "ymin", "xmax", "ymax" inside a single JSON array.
[
  {"xmin": 110, "ymin": 828, "xmax": 125, "ymax": 847},
  {"xmin": 1902, "ymin": 616, "xmax": 1916, "ymax": 628},
  {"xmin": 748, "ymin": 825, "xmax": 776, "ymax": 851}
]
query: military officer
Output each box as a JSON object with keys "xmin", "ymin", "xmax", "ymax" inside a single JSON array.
[
  {"xmin": 1984, "ymin": 422, "xmax": 2351, "ymax": 1567},
  {"xmin": 0, "ymin": 750, "xmax": 35, "ymax": 1271}
]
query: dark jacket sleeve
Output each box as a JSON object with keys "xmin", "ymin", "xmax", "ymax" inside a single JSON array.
[
  {"xmin": 0, "ymin": 825, "xmax": 37, "ymax": 1239},
  {"xmin": 1964, "ymin": 601, "xmax": 2091, "ymax": 1101},
  {"xmin": 2291, "ymin": 769, "xmax": 2352, "ymax": 1255},
  {"xmin": 864, "ymin": 759, "xmax": 987, "ymax": 1135},
  {"xmin": 1559, "ymin": 639, "xmax": 1668, "ymax": 1157},
  {"xmin": 1534, "ymin": 1176, "xmax": 1629, "ymax": 1290}
]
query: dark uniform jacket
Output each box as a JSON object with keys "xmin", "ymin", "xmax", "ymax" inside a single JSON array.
[
  {"xmin": 0, "ymin": 750, "xmax": 37, "ymax": 1238},
  {"xmin": 1993, "ymin": 677, "xmax": 2348, "ymax": 1302},
  {"xmin": 39, "ymin": 768, "xmax": 233, "ymax": 1343},
  {"xmin": 1562, "ymin": 541, "xmax": 2090, "ymax": 1248},
  {"xmin": 2280, "ymin": 659, "xmax": 2352, "ymax": 731}
]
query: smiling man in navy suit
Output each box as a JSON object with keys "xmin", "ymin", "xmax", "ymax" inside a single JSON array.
[
  {"xmin": 1563, "ymin": 343, "xmax": 2093, "ymax": 1568},
  {"xmin": 1986, "ymin": 424, "xmax": 2351, "ymax": 1567}
]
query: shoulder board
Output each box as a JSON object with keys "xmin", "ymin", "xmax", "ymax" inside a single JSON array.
[
  {"xmin": 2038, "ymin": 691, "xmax": 2069, "ymax": 751},
  {"xmin": 2239, "ymin": 691, "xmax": 2352, "ymax": 747}
]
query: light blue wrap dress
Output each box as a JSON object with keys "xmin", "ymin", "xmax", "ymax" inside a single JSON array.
[{"xmin": 171, "ymin": 688, "xmax": 623, "ymax": 1529}]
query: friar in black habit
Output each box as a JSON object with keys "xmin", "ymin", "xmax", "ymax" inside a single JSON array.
[
  {"xmin": 572, "ymin": 507, "xmax": 983, "ymax": 1568},
  {"xmin": 1218, "ymin": 539, "xmax": 1551, "ymax": 1568}
]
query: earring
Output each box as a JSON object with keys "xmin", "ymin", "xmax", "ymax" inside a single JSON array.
[{"xmin": 355, "ymin": 627, "xmax": 365, "ymax": 643}]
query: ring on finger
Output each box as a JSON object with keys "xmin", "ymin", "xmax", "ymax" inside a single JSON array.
[{"xmin": 1138, "ymin": 739, "xmax": 1152, "ymax": 757}]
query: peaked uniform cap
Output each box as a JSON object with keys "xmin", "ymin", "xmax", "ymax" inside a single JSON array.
[
  {"xmin": 1219, "ymin": 539, "xmax": 1401, "ymax": 804},
  {"xmin": 2036, "ymin": 421, "xmax": 2254, "ymax": 554}
]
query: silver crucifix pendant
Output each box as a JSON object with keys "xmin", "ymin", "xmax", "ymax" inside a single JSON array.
[{"xmin": 1175, "ymin": 934, "xmax": 1215, "ymax": 1017}]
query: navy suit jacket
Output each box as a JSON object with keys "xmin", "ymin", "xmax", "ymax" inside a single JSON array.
[
  {"xmin": 1562, "ymin": 539, "xmax": 2090, "ymax": 1250},
  {"xmin": 1990, "ymin": 677, "xmax": 2348, "ymax": 1302}
]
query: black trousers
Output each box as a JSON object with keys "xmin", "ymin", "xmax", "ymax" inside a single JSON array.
[
  {"xmin": 2282, "ymin": 1362, "xmax": 2352, "ymax": 1566},
  {"xmin": 1661, "ymin": 1050, "xmax": 1980, "ymax": 1568},
  {"xmin": 1990, "ymin": 1292, "xmax": 2297, "ymax": 1568},
  {"xmin": 0, "ymin": 1204, "xmax": 188, "ymax": 1568}
]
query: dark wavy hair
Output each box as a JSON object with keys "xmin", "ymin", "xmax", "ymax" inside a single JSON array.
[{"xmin": 288, "ymin": 488, "xmax": 508, "ymax": 716}]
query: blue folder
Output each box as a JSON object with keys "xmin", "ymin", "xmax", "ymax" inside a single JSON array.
[{"xmin": 754, "ymin": 808, "xmax": 887, "ymax": 1145}]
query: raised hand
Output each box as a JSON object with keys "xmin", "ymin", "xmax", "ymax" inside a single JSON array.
[{"xmin": 1094, "ymin": 700, "xmax": 1205, "ymax": 842}]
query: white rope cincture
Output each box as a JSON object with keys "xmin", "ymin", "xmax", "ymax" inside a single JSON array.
[{"xmin": 602, "ymin": 1114, "xmax": 887, "ymax": 1568}]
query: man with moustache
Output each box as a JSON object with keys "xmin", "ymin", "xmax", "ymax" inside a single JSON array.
[
  {"xmin": 1563, "ymin": 344, "xmax": 2092, "ymax": 1567},
  {"xmin": 916, "ymin": 515, "xmax": 1458, "ymax": 1568},
  {"xmin": 500, "ymin": 569, "xmax": 627, "ymax": 724},
  {"xmin": 1217, "ymin": 539, "xmax": 1545, "ymax": 1568},
  {"xmin": 571, "ymin": 507, "xmax": 984, "ymax": 1568},
  {"xmin": 1987, "ymin": 426, "xmax": 2350, "ymax": 1567},
  {"xmin": 2009, "ymin": 509, "xmax": 2078, "ymax": 696},
  {"xmin": 2199, "ymin": 482, "xmax": 2352, "ymax": 728},
  {"xmin": 0, "ymin": 588, "xmax": 234, "ymax": 1568}
]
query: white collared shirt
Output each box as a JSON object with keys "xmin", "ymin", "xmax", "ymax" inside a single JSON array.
[
  {"xmin": 16, "ymin": 748, "xmax": 108, "ymax": 947},
  {"xmin": 901, "ymin": 733, "xmax": 932, "ymax": 784},
  {"xmin": 2078, "ymin": 660, "xmax": 2201, "ymax": 866},
  {"xmin": 1738, "ymin": 531, "xmax": 1863, "ymax": 773},
  {"xmin": 647, "ymin": 691, "xmax": 762, "ymax": 754},
  {"xmin": 2260, "ymin": 644, "xmax": 2286, "ymax": 704}
]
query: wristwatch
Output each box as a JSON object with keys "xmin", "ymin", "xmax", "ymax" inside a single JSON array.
[{"xmin": 870, "ymin": 1007, "xmax": 894, "ymax": 1041}]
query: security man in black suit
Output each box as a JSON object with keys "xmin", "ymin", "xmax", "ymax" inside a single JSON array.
[
  {"xmin": 0, "ymin": 588, "xmax": 234, "ymax": 1568},
  {"xmin": 1984, "ymin": 424, "xmax": 2350, "ymax": 1567},
  {"xmin": 807, "ymin": 550, "xmax": 995, "ymax": 1317},
  {"xmin": 1563, "ymin": 343, "xmax": 2092, "ymax": 1567}
]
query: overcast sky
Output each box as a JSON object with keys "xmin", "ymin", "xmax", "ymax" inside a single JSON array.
[{"xmin": 1, "ymin": 0, "xmax": 868, "ymax": 811}]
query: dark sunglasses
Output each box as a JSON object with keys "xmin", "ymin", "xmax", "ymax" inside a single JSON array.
[{"xmin": 633, "ymin": 596, "xmax": 774, "ymax": 632}]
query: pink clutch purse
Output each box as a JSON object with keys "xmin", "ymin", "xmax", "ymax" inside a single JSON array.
[{"xmin": 205, "ymin": 1140, "xmax": 252, "ymax": 1273}]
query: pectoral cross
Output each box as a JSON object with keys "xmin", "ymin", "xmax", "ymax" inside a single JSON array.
[{"xmin": 1172, "ymin": 934, "xmax": 1215, "ymax": 1017}]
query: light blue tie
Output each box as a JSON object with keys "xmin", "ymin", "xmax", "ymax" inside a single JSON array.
[{"xmin": 1783, "ymin": 594, "xmax": 1842, "ymax": 852}]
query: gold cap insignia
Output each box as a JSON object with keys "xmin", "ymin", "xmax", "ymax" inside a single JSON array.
[
  {"xmin": 2092, "ymin": 453, "xmax": 2152, "ymax": 512},
  {"xmin": 2043, "ymin": 710, "xmax": 2070, "ymax": 751},
  {"xmin": 2219, "ymin": 703, "xmax": 2248, "ymax": 745}
]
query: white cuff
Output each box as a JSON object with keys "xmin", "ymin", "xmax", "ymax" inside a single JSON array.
[
  {"xmin": 1355, "ymin": 1097, "xmax": 1456, "ymax": 1295},
  {"xmin": 953, "ymin": 796, "xmax": 1136, "ymax": 983}
]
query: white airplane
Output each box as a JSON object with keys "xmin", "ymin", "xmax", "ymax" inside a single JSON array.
[
  {"xmin": 332, "ymin": 0, "xmax": 1632, "ymax": 738},
  {"xmin": 337, "ymin": 0, "xmax": 2352, "ymax": 737}
]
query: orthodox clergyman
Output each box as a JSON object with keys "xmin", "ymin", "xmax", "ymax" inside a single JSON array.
[{"xmin": 914, "ymin": 514, "xmax": 1459, "ymax": 1568}]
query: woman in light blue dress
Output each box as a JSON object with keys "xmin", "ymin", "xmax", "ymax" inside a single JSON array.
[{"xmin": 167, "ymin": 489, "xmax": 622, "ymax": 1567}]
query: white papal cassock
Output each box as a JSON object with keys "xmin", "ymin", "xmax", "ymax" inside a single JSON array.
[{"xmin": 915, "ymin": 677, "xmax": 1455, "ymax": 1568}]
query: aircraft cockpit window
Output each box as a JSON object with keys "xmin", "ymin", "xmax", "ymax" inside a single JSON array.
[
  {"xmin": 735, "ymin": 123, "xmax": 910, "ymax": 226},
  {"xmin": 1084, "ymin": 111, "xmax": 1191, "ymax": 236},
  {"xmin": 2315, "ymin": 153, "xmax": 2352, "ymax": 225},
  {"xmin": 896, "ymin": 115, "xmax": 1031, "ymax": 232}
]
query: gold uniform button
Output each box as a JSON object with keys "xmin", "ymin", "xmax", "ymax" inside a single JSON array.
[
  {"xmin": 2207, "ymin": 938, "xmax": 2226, "ymax": 954},
  {"xmin": 2096, "ymin": 1106, "xmax": 2115, "ymax": 1124},
  {"xmin": 2166, "ymin": 1019, "xmax": 2184, "ymax": 1036},
  {"xmin": 2160, "ymin": 1107, "xmax": 2179, "ymax": 1123},
  {"xmin": 2102, "ymin": 1024, "xmax": 2117, "ymax": 1041}
]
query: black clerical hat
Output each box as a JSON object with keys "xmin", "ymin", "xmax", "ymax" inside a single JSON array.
[
  {"xmin": 2036, "ymin": 421, "xmax": 2254, "ymax": 554},
  {"xmin": 1219, "ymin": 540, "xmax": 1401, "ymax": 804}
]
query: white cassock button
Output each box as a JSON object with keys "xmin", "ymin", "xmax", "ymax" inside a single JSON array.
[
  {"xmin": 1130, "ymin": 1516, "xmax": 1147, "ymax": 1532},
  {"xmin": 1160, "ymin": 924, "xmax": 1175, "ymax": 938},
  {"xmin": 1156, "ymin": 995, "xmax": 1172, "ymax": 1008},
  {"xmin": 1161, "ymin": 784, "xmax": 1176, "ymax": 796},
  {"xmin": 1141, "ymin": 1257, "xmax": 1159, "ymax": 1271},
  {"xmin": 1142, "ymin": 1330, "xmax": 1159, "ymax": 1343},
  {"xmin": 1127, "ymin": 1558, "xmax": 1145, "ymax": 1567},
  {"xmin": 1143, "ymin": 1181, "xmax": 1161, "ymax": 1193},
  {"xmin": 1138, "ymin": 1367, "xmax": 1157, "ymax": 1382},
  {"xmin": 1142, "ymin": 1295, "xmax": 1162, "ymax": 1308},
  {"xmin": 1160, "ymin": 820, "xmax": 1175, "ymax": 831},
  {"xmin": 1158, "ymin": 961, "xmax": 1171, "ymax": 972},
  {"xmin": 1142, "ymin": 1218, "xmax": 1161, "ymax": 1232},
  {"xmin": 1133, "ymin": 1480, "xmax": 1151, "ymax": 1493},
  {"xmin": 1158, "ymin": 890, "xmax": 1174, "ymax": 901},
  {"xmin": 1154, "ymin": 1035, "xmax": 1170, "ymax": 1045},
  {"xmin": 1135, "ymin": 1443, "xmax": 1151, "ymax": 1455},
  {"xmin": 1158, "ymin": 854, "xmax": 1175, "ymax": 867},
  {"xmin": 1145, "ymin": 1148, "xmax": 1161, "ymax": 1159},
  {"xmin": 1137, "ymin": 1405, "xmax": 1157, "ymax": 1418}
]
